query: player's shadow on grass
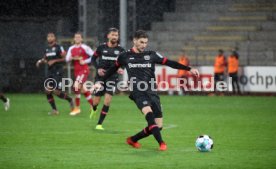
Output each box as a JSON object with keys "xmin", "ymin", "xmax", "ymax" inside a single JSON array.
[
  {"xmin": 127, "ymin": 147, "xmax": 167, "ymax": 156},
  {"xmin": 93, "ymin": 129, "xmax": 129, "ymax": 135}
]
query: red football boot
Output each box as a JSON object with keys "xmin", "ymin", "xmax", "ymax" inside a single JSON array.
[
  {"xmin": 159, "ymin": 142, "xmax": 167, "ymax": 151},
  {"xmin": 126, "ymin": 137, "xmax": 141, "ymax": 149}
]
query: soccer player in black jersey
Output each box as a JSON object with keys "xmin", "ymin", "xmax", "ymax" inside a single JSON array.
[
  {"xmin": 36, "ymin": 32, "xmax": 74, "ymax": 115},
  {"xmin": 0, "ymin": 92, "xmax": 10, "ymax": 111},
  {"xmin": 91, "ymin": 28, "xmax": 125, "ymax": 130},
  {"xmin": 94, "ymin": 30, "xmax": 199, "ymax": 151}
]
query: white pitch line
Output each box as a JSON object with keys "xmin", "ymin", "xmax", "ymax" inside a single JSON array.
[
  {"xmin": 123, "ymin": 122, "xmax": 178, "ymax": 130},
  {"xmin": 163, "ymin": 124, "xmax": 178, "ymax": 129}
]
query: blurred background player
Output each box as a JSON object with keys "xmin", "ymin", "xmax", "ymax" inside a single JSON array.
[
  {"xmin": 66, "ymin": 32, "xmax": 94, "ymax": 116},
  {"xmin": 36, "ymin": 32, "xmax": 74, "ymax": 115},
  {"xmin": 94, "ymin": 30, "xmax": 199, "ymax": 151},
  {"xmin": 0, "ymin": 93, "xmax": 10, "ymax": 111},
  {"xmin": 211, "ymin": 49, "xmax": 227, "ymax": 96},
  {"xmin": 228, "ymin": 49, "xmax": 241, "ymax": 95},
  {"xmin": 177, "ymin": 49, "xmax": 190, "ymax": 96},
  {"xmin": 91, "ymin": 28, "xmax": 125, "ymax": 130}
]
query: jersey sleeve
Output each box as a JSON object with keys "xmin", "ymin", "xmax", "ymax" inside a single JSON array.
[
  {"xmin": 65, "ymin": 46, "xmax": 73, "ymax": 62},
  {"xmin": 84, "ymin": 45, "xmax": 94, "ymax": 56},
  {"xmin": 116, "ymin": 53, "xmax": 126, "ymax": 67},
  {"xmin": 152, "ymin": 51, "xmax": 168, "ymax": 65},
  {"xmin": 93, "ymin": 45, "xmax": 102, "ymax": 58},
  {"xmin": 78, "ymin": 44, "xmax": 93, "ymax": 64}
]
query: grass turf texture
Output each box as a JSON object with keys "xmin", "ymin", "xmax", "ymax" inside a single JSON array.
[{"xmin": 0, "ymin": 94, "xmax": 276, "ymax": 169}]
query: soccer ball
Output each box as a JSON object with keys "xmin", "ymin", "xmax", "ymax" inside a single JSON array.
[{"xmin": 195, "ymin": 135, "xmax": 214, "ymax": 152}]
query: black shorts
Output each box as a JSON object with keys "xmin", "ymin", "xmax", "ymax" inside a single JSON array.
[
  {"xmin": 94, "ymin": 74, "xmax": 118, "ymax": 96},
  {"xmin": 214, "ymin": 73, "xmax": 225, "ymax": 82},
  {"xmin": 45, "ymin": 69, "xmax": 63, "ymax": 90},
  {"xmin": 129, "ymin": 92, "xmax": 163, "ymax": 118}
]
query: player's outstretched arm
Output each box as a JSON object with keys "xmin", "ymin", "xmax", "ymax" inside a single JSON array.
[
  {"xmin": 164, "ymin": 59, "xmax": 200, "ymax": 77},
  {"xmin": 47, "ymin": 58, "xmax": 65, "ymax": 66}
]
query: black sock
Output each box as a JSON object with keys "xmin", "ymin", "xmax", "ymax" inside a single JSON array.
[
  {"xmin": 56, "ymin": 92, "xmax": 74, "ymax": 109},
  {"xmin": 145, "ymin": 113, "xmax": 163, "ymax": 144},
  {"xmin": 131, "ymin": 127, "xmax": 151, "ymax": 142},
  {"xmin": 47, "ymin": 94, "xmax": 57, "ymax": 110},
  {"xmin": 93, "ymin": 104, "xmax": 98, "ymax": 111},
  {"xmin": 0, "ymin": 95, "xmax": 7, "ymax": 103},
  {"xmin": 97, "ymin": 105, "xmax": 109, "ymax": 125},
  {"xmin": 131, "ymin": 127, "xmax": 163, "ymax": 142}
]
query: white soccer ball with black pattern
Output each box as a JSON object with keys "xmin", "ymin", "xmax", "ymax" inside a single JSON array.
[{"xmin": 195, "ymin": 135, "xmax": 214, "ymax": 152}]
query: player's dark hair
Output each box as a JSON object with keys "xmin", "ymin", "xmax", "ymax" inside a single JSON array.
[
  {"xmin": 47, "ymin": 32, "xmax": 56, "ymax": 36},
  {"xmin": 105, "ymin": 27, "xmax": 119, "ymax": 43},
  {"xmin": 133, "ymin": 30, "xmax": 148, "ymax": 39},
  {"xmin": 107, "ymin": 27, "xmax": 119, "ymax": 34}
]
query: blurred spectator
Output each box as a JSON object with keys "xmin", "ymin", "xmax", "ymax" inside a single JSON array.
[
  {"xmin": 177, "ymin": 50, "xmax": 190, "ymax": 96},
  {"xmin": 211, "ymin": 49, "xmax": 227, "ymax": 96},
  {"xmin": 228, "ymin": 49, "xmax": 241, "ymax": 95}
]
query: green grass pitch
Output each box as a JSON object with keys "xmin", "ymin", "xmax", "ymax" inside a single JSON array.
[{"xmin": 0, "ymin": 94, "xmax": 276, "ymax": 169}]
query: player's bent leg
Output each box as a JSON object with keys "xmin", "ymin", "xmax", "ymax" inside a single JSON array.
[
  {"xmin": 81, "ymin": 86, "xmax": 95, "ymax": 119},
  {"xmin": 103, "ymin": 93, "xmax": 112, "ymax": 106},
  {"xmin": 90, "ymin": 96, "xmax": 100, "ymax": 119},
  {"xmin": 129, "ymin": 126, "xmax": 151, "ymax": 146},
  {"xmin": 126, "ymin": 106, "xmax": 153, "ymax": 148},
  {"xmin": 143, "ymin": 106, "xmax": 166, "ymax": 150},
  {"xmin": 1, "ymin": 93, "xmax": 10, "ymax": 111},
  {"xmin": 131, "ymin": 106, "xmax": 164, "ymax": 151},
  {"xmin": 155, "ymin": 118, "xmax": 163, "ymax": 129},
  {"xmin": 151, "ymin": 96, "xmax": 167, "ymax": 150},
  {"xmin": 83, "ymin": 88, "xmax": 93, "ymax": 106},
  {"xmin": 93, "ymin": 96, "xmax": 101, "ymax": 110},
  {"xmin": 141, "ymin": 106, "xmax": 152, "ymax": 115},
  {"xmin": 53, "ymin": 90, "xmax": 74, "ymax": 110},
  {"xmin": 74, "ymin": 81, "xmax": 82, "ymax": 108},
  {"xmin": 155, "ymin": 117, "xmax": 166, "ymax": 151},
  {"xmin": 45, "ymin": 90, "xmax": 59, "ymax": 115},
  {"xmin": 70, "ymin": 82, "xmax": 82, "ymax": 116},
  {"xmin": 96, "ymin": 93, "xmax": 112, "ymax": 129}
]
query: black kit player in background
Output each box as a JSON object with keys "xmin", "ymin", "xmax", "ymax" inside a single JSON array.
[
  {"xmin": 90, "ymin": 28, "xmax": 125, "ymax": 130},
  {"xmin": 0, "ymin": 92, "xmax": 10, "ymax": 111},
  {"xmin": 36, "ymin": 32, "xmax": 75, "ymax": 115},
  {"xmin": 94, "ymin": 30, "xmax": 200, "ymax": 151}
]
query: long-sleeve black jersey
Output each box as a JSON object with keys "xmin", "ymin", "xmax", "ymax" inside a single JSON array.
[
  {"xmin": 44, "ymin": 44, "xmax": 65, "ymax": 72},
  {"xmin": 92, "ymin": 43, "xmax": 125, "ymax": 70},
  {"xmin": 98, "ymin": 48, "xmax": 191, "ymax": 94}
]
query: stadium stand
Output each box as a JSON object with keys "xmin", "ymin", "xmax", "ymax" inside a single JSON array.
[{"xmin": 148, "ymin": 0, "xmax": 276, "ymax": 66}]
